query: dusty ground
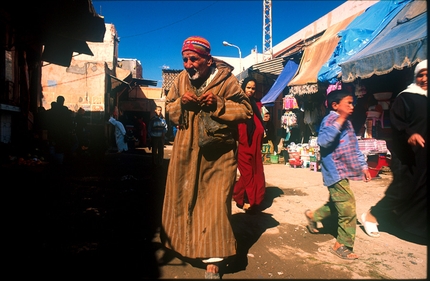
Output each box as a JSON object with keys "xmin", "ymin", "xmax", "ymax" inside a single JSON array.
[
  {"xmin": 6, "ymin": 144, "xmax": 427, "ymax": 279},
  {"xmin": 156, "ymin": 147, "xmax": 428, "ymax": 279}
]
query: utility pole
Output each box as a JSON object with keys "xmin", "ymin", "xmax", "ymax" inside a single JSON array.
[{"xmin": 263, "ymin": 0, "xmax": 273, "ymax": 61}]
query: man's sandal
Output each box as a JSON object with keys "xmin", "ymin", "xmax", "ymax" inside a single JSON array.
[
  {"xmin": 205, "ymin": 262, "xmax": 221, "ymax": 279},
  {"xmin": 205, "ymin": 272, "xmax": 220, "ymax": 279},
  {"xmin": 330, "ymin": 245, "xmax": 358, "ymax": 260},
  {"xmin": 304, "ymin": 209, "xmax": 319, "ymax": 233}
]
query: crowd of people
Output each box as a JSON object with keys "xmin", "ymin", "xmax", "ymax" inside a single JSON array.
[
  {"xmin": 29, "ymin": 36, "xmax": 426, "ymax": 278},
  {"xmin": 34, "ymin": 96, "xmax": 168, "ymax": 164},
  {"xmin": 34, "ymin": 96, "xmax": 92, "ymax": 165},
  {"xmin": 159, "ymin": 36, "xmax": 427, "ymax": 279}
]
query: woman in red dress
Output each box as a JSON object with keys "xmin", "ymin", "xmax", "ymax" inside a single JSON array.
[{"xmin": 233, "ymin": 77, "xmax": 266, "ymax": 212}]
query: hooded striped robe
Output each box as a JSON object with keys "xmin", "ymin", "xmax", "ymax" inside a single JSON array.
[{"xmin": 161, "ymin": 58, "xmax": 252, "ymax": 259}]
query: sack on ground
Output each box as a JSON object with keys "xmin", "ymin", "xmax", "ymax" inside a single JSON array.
[{"xmin": 198, "ymin": 110, "xmax": 235, "ymax": 148}]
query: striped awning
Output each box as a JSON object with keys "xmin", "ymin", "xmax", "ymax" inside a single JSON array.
[
  {"xmin": 340, "ymin": 1, "xmax": 427, "ymax": 83},
  {"xmin": 287, "ymin": 11, "xmax": 363, "ymax": 95}
]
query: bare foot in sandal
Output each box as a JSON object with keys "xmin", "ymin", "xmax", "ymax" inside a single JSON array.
[
  {"xmin": 205, "ymin": 264, "xmax": 220, "ymax": 279},
  {"xmin": 305, "ymin": 209, "xmax": 319, "ymax": 233},
  {"xmin": 363, "ymin": 210, "xmax": 378, "ymax": 223},
  {"xmin": 206, "ymin": 264, "xmax": 218, "ymax": 273},
  {"xmin": 331, "ymin": 242, "xmax": 358, "ymax": 260}
]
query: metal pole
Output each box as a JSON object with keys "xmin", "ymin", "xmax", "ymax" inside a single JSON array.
[{"xmin": 222, "ymin": 41, "xmax": 242, "ymax": 74}]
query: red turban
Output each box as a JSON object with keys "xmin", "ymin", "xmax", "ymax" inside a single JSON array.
[{"xmin": 182, "ymin": 36, "xmax": 211, "ymax": 56}]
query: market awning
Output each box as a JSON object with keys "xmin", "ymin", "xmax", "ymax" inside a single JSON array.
[
  {"xmin": 33, "ymin": 0, "xmax": 106, "ymax": 67},
  {"xmin": 131, "ymin": 78, "xmax": 158, "ymax": 87},
  {"xmin": 110, "ymin": 68, "xmax": 132, "ymax": 92},
  {"xmin": 318, "ymin": 0, "xmax": 412, "ymax": 84},
  {"xmin": 288, "ymin": 11, "xmax": 362, "ymax": 95},
  {"xmin": 42, "ymin": 36, "xmax": 94, "ymax": 66},
  {"xmin": 340, "ymin": 0, "xmax": 427, "ymax": 83},
  {"xmin": 235, "ymin": 57, "xmax": 287, "ymax": 95},
  {"xmin": 260, "ymin": 60, "xmax": 298, "ymax": 106},
  {"xmin": 110, "ymin": 75, "xmax": 130, "ymax": 91}
]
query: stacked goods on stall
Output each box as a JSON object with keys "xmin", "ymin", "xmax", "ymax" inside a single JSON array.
[
  {"xmin": 280, "ymin": 94, "xmax": 299, "ymax": 163},
  {"xmin": 286, "ymin": 138, "xmax": 320, "ymax": 169}
]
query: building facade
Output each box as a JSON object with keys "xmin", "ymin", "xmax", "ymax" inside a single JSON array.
[{"xmin": 41, "ymin": 24, "xmax": 120, "ymax": 117}]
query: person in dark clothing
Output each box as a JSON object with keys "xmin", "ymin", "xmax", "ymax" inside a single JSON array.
[
  {"xmin": 233, "ymin": 77, "xmax": 266, "ymax": 212},
  {"xmin": 46, "ymin": 96, "xmax": 74, "ymax": 164},
  {"xmin": 361, "ymin": 60, "xmax": 427, "ymax": 241},
  {"xmin": 148, "ymin": 106, "xmax": 167, "ymax": 167},
  {"xmin": 262, "ymin": 112, "xmax": 276, "ymax": 153},
  {"xmin": 74, "ymin": 107, "xmax": 90, "ymax": 154}
]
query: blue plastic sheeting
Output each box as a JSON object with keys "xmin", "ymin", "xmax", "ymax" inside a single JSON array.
[
  {"xmin": 317, "ymin": 0, "xmax": 412, "ymax": 84},
  {"xmin": 340, "ymin": 1, "xmax": 427, "ymax": 83},
  {"xmin": 261, "ymin": 60, "xmax": 298, "ymax": 106}
]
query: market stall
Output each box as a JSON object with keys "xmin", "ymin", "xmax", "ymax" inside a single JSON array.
[
  {"xmin": 284, "ymin": 137, "xmax": 320, "ymax": 170},
  {"xmin": 357, "ymin": 138, "xmax": 391, "ymax": 179},
  {"xmin": 275, "ymin": 136, "xmax": 390, "ymax": 180}
]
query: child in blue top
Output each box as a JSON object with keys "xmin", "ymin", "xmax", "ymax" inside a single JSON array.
[{"xmin": 305, "ymin": 89, "xmax": 371, "ymax": 260}]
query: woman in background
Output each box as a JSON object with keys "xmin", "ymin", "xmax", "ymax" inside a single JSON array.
[{"xmin": 233, "ymin": 77, "xmax": 266, "ymax": 212}]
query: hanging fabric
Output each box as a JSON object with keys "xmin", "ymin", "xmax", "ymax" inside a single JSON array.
[
  {"xmin": 326, "ymin": 81, "xmax": 342, "ymax": 95},
  {"xmin": 325, "ymin": 81, "xmax": 343, "ymax": 108},
  {"xmin": 281, "ymin": 111, "xmax": 298, "ymax": 129},
  {"xmin": 303, "ymin": 109, "xmax": 319, "ymax": 125},
  {"xmin": 283, "ymin": 95, "xmax": 299, "ymax": 110},
  {"xmin": 260, "ymin": 105, "xmax": 268, "ymax": 118}
]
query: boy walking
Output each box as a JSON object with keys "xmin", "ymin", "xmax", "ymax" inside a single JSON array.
[
  {"xmin": 148, "ymin": 106, "xmax": 168, "ymax": 167},
  {"xmin": 305, "ymin": 89, "xmax": 371, "ymax": 260}
]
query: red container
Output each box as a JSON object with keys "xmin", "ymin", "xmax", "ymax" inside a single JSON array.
[
  {"xmin": 367, "ymin": 155, "xmax": 390, "ymax": 179},
  {"xmin": 368, "ymin": 167, "xmax": 380, "ymax": 178},
  {"xmin": 289, "ymin": 158, "xmax": 303, "ymax": 167}
]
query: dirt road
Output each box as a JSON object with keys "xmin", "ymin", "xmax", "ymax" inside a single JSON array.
[
  {"xmin": 155, "ymin": 150, "xmax": 427, "ymax": 279},
  {"xmin": 8, "ymin": 145, "xmax": 425, "ymax": 279}
]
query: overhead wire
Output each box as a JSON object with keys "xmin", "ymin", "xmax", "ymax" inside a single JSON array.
[{"xmin": 119, "ymin": 1, "xmax": 219, "ymax": 40}]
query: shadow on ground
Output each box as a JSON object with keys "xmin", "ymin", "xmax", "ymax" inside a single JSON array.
[{"xmin": 7, "ymin": 150, "xmax": 167, "ymax": 279}]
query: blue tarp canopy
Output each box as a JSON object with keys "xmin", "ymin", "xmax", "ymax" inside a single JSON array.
[
  {"xmin": 317, "ymin": 0, "xmax": 412, "ymax": 84},
  {"xmin": 340, "ymin": 0, "xmax": 427, "ymax": 83},
  {"xmin": 261, "ymin": 60, "xmax": 298, "ymax": 106}
]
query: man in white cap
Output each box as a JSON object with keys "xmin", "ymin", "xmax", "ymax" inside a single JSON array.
[{"xmin": 361, "ymin": 60, "xmax": 427, "ymax": 240}]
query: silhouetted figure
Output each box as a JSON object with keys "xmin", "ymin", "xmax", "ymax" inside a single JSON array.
[
  {"xmin": 74, "ymin": 107, "xmax": 90, "ymax": 156},
  {"xmin": 46, "ymin": 96, "xmax": 74, "ymax": 164},
  {"xmin": 148, "ymin": 106, "xmax": 167, "ymax": 166}
]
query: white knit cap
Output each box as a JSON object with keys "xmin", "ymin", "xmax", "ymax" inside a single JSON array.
[{"xmin": 414, "ymin": 59, "xmax": 427, "ymax": 77}]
